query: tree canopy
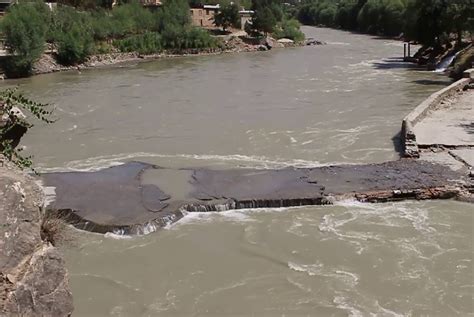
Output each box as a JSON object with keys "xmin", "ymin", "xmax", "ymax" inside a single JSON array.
[
  {"xmin": 295, "ymin": 0, "xmax": 473, "ymax": 45},
  {"xmin": 214, "ymin": 2, "xmax": 240, "ymax": 31},
  {"xmin": 1, "ymin": 1, "xmax": 49, "ymax": 76}
]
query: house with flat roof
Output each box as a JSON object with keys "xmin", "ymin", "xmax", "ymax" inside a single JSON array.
[
  {"xmin": 0, "ymin": 0, "xmax": 13, "ymax": 14},
  {"xmin": 190, "ymin": 4, "xmax": 219, "ymax": 28}
]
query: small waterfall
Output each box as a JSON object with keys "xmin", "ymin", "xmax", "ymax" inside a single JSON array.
[{"xmin": 434, "ymin": 52, "xmax": 458, "ymax": 72}]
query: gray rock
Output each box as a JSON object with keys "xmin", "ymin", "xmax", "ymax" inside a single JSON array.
[
  {"xmin": 265, "ymin": 37, "xmax": 284, "ymax": 49},
  {"xmin": 277, "ymin": 38, "xmax": 294, "ymax": 44},
  {"xmin": 305, "ymin": 38, "xmax": 326, "ymax": 46},
  {"xmin": 0, "ymin": 158, "xmax": 73, "ymax": 316}
]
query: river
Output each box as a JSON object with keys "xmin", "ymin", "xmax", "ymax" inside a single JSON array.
[{"xmin": 6, "ymin": 27, "xmax": 473, "ymax": 316}]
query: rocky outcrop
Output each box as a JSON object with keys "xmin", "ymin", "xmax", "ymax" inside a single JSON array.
[
  {"xmin": 449, "ymin": 44, "xmax": 474, "ymax": 80},
  {"xmin": 0, "ymin": 104, "xmax": 28, "ymax": 151},
  {"xmin": 304, "ymin": 38, "xmax": 326, "ymax": 46},
  {"xmin": 0, "ymin": 158, "xmax": 73, "ymax": 316}
]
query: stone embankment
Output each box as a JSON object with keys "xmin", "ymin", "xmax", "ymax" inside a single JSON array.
[{"xmin": 0, "ymin": 158, "xmax": 73, "ymax": 316}]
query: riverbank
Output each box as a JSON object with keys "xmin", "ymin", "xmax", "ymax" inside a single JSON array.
[
  {"xmin": 27, "ymin": 35, "xmax": 315, "ymax": 77},
  {"xmin": 0, "ymin": 157, "xmax": 73, "ymax": 315}
]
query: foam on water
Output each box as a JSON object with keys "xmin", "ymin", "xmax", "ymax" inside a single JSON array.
[
  {"xmin": 327, "ymin": 41, "xmax": 350, "ymax": 46},
  {"xmin": 333, "ymin": 296, "xmax": 364, "ymax": 317},
  {"xmin": 104, "ymin": 232, "xmax": 133, "ymax": 240},
  {"xmin": 288, "ymin": 261, "xmax": 324, "ymax": 276},
  {"xmin": 36, "ymin": 152, "xmax": 328, "ymax": 172},
  {"xmin": 288, "ymin": 262, "xmax": 360, "ymax": 287}
]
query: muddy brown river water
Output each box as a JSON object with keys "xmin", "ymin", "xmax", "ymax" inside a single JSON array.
[{"xmin": 4, "ymin": 27, "xmax": 473, "ymax": 316}]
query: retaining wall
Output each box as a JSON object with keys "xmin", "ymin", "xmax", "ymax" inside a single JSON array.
[{"xmin": 401, "ymin": 69, "xmax": 473, "ymax": 157}]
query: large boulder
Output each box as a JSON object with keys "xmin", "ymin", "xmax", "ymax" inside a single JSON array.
[
  {"xmin": 0, "ymin": 158, "xmax": 74, "ymax": 316},
  {"xmin": 264, "ymin": 37, "xmax": 284, "ymax": 49},
  {"xmin": 277, "ymin": 38, "xmax": 294, "ymax": 44}
]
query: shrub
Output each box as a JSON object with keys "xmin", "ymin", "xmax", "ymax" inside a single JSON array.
[
  {"xmin": 156, "ymin": 0, "xmax": 190, "ymax": 32},
  {"xmin": 50, "ymin": 6, "xmax": 94, "ymax": 65},
  {"xmin": 357, "ymin": 0, "xmax": 405, "ymax": 36},
  {"xmin": 41, "ymin": 211, "xmax": 67, "ymax": 246},
  {"xmin": 0, "ymin": 1, "xmax": 49, "ymax": 77},
  {"xmin": 110, "ymin": 2, "xmax": 155, "ymax": 37},
  {"xmin": 183, "ymin": 27, "xmax": 218, "ymax": 49},
  {"xmin": 56, "ymin": 29, "xmax": 94, "ymax": 65},
  {"xmin": 273, "ymin": 19, "xmax": 305, "ymax": 42},
  {"xmin": 115, "ymin": 32, "xmax": 163, "ymax": 54}
]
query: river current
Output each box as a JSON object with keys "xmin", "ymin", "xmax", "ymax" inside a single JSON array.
[{"xmin": 6, "ymin": 27, "xmax": 473, "ymax": 316}]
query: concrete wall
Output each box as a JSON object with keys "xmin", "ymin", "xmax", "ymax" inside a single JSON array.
[{"xmin": 401, "ymin": 73, "xmax": 472, "ymax": 158}]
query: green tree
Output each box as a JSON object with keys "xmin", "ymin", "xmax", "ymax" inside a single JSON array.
[
  {"xmin": 405, "ymin": 0, "xmax": 447, "ymax": 46},
  {"xmin": 251, "ymin": 0, "xmax": 282, "ymax": 34},
  {"xmin": 156, "ymin": 0, "xmax": 191, "ymax": 32},
  {"xmin": 445, "ymin": 0, "xmax": 473, "ymax": 44},
  {"xmin": 57, "ymin": 0, "xmax": 115, "ymax": 9},
  {"xmin": 214, "ymin": 2, "xmax": 240, "ymax": 31},
  {"xmin": 0, "ymin": 1, "xmax": 49, "ymax": 77},
  {"xmin": 253, "ymin": 7, "xmax": 277, "ymax": 34},
  {"xmin": 50, "ymin": 6, "xmax": 94, "ymax": 65},
  {"xmin": 273, "ymin": 18, "xmax": 305, "ymax": 41}
]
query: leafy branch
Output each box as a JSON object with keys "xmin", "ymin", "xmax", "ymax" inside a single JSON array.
[{"xmin": 0, "ymin": 88, "xmax": 55, "ymax": 171}]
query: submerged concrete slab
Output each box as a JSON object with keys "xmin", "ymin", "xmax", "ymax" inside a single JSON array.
[
  {"xmin": 41, "ymin": 159, "xmax": 468, "ymax": 234},
  {"xmin": 42, "ymin": 162, "xmax": 182, "ymax": 233},
  {"xmin": 419, "ymin": 151, "xmax": 467, "ymax": 172},
  {"xmin": 450, "ymin": 149, "xmax": 474, "ymax": 167},
  {"xmin": 414, "ymin": 90, "xmax": 474, "ymax": 146}
]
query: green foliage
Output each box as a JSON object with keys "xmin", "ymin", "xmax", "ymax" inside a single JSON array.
[
  {"xmin": 109, "ymin": 2, "xmax": 155, "ymax": 37},
  {"xmin": 57, "ymin": 0, "xmax": 115, "ymax": 9},
  {"xmin": 251, "ymin": 0, "xmax": 283, "ymax": 34},
  {"xmin": 0, "ymin": 88, "xmax": 54, "ymax": 170},
  {"xmin": 114, "ymin": 32, "xmax": 163, "ymax": 54},
  {"xmin": 214, "ymin": 2, "xmax": 240, "ymax": 31},
  {"xmin": 273, "ymin": 19, "xmax": 305, "ymax": 41},
  {"xmin": 50, "ymin": 6, "xmax": 94, "ymax": 65},
  {"xmin": 116, "ymin": 27, "xmax": 217, "ymax": 52},
  {"xmin": 0, "ymin": 1, "xmax": 49, "ymax": 77},
  {"xmin": 296, "ymin": 0, "xmax": 473, "ymax": 44},
  {"xmin": 0, "ymin": 0, "xmax": 260, "ymax": 75},
  {"xmin": 182, "ymin": 27, "xmax": 218, "ymax": 49},
  {"xmin": 357, "ymin": 0, "xmax": 406, "ymax": 36},
  {"xmin": 254, "ymin": 7, "xmax": 277, "ymax": 34},
  {"xmin": 156, "ymin": 0, "xmax": 191, "ymax": 32}
]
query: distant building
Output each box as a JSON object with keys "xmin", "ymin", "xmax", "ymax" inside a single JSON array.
[
  {"xmin": 140, "ymin": 0, "xmax": 162, "ymax": 8},
  {"xmin": 190, "ymin": 4, "xmax": 219, "ymax": 28},
  {"xmin": 0, "ymin": 0, "xmax": 13, "ymax": 14},
  {"xmin": 239, "ymin": 10, "xmax": 253, "ymax": 30}
]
